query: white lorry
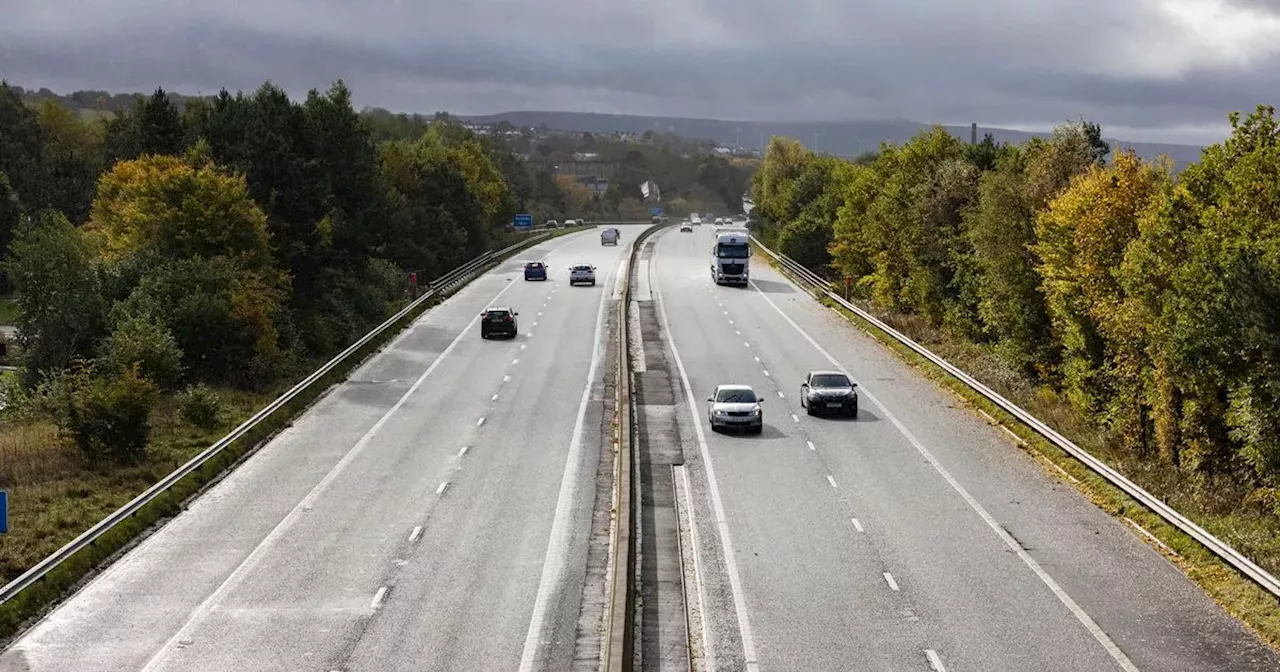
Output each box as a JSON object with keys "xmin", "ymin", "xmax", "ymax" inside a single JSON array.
[
  {"xmin": 711, "ymin": 231, "xmax": 751, "ymax": 286},
  {"xmin": 601, "ymin": 228, "xmax": 620, "ymax": 245}
]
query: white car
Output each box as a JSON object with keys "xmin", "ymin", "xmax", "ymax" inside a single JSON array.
[
  {"xmin": 569, "ymin": 264, "xmax": 596, "ymax": 286},
  {"xmin": 707, "ymin": 384, "xmax": 763, "ymax": 433}
]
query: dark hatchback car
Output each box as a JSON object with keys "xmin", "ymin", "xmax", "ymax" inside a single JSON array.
[
  {"xmin": 524, "ymin": 261, "xmax": 547, "ymax": 281},
  {"xmin": 800, "ymin": 370, "xmax": 858, "ymax": 417},
  {"xmin": 480, "ymin": 307, "xmax": 519, "ymax": 339}
]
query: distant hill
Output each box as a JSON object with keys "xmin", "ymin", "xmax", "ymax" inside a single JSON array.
[{"xmin": 460, "ymin": 111, "xmax": 1207, "ymax": 170}]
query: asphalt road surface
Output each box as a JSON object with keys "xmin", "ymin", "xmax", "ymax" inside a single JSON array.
[
  {"xmin": 643, "ymin": 224, "xmax": 1280, "ymax": 672},
  {"xmin": 0, "ymin": 225, "xmax": 646, "ymax": 672}
]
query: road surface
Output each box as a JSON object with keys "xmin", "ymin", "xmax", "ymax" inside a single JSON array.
[
  {"xmin": 639, "ymin": 224, "xmax": 1280, "ymax": 671},
  {"xmin": 1, "ymin": 225, "xmax": 645, "ymax": 672}
]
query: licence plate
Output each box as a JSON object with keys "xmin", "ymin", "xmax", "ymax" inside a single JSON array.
[{"xmin": 826, "ymin": 403, "xmax": 843, "ymax": 408}]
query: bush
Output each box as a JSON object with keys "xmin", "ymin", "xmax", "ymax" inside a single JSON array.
[
  {"xmin": 52, "ymin": 363, "xmax": 158, "ymax": 464},
  {"xmin": 99, "ymin": 314, "xmax": 184, "ymax": 389},
  {"xmin": 178, "ymin": 383, "xmax": 223, "ymax": 431}
]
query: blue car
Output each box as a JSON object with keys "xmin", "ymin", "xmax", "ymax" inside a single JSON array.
[{"xmin": 523, "ymin": 261, "xmax": 547, "ymax": 281}]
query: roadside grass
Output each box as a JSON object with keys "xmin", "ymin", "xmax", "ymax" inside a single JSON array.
[
  {"xmin": 0, "ymin": 225, "xmax": 585, "ymax": 642},
  {"xmin": 757, "ymin": 251, "xmax": 1280, "ymax": 649}
]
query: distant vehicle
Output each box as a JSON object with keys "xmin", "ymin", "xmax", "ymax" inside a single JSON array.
[
  {"xmin": 480, "ymin": 307, "xmax": 519, "ymax": 339},
  {"xmin": 652, "ymin": 215, "xmax": 662, "ymax": 223},
  {"xmin": 800, "ymin": 370, "xmax": 858, "ymax": 417},
  {"xmin": 712, "ymin": 230, "xmax": 751, "ymax": 286},
  {"xmin": 543, "ymin": 220, "xmax": 559, "ymax": 229},
  {"xmin": 576, "ymin": 218, "xmax": 586, "ymax": 226},
  {"xmin": 601, "ymin": 228, "xmax": 620, "ymax": 245},
  {"xmin": 690, "ymin": 214, "xmax": 702, "ymax": 226},
  {"xmin": 715, "ymin": 217, "xmax": 726, "ymax": 226},
  {"xmin": 707, "ymin": 384, "xmax": 763, "ymax": 433},
  {"xmin": 523, "ymin": 261, "xmax": 547, "ymax": 281},
  {"xmin": 569, "ymin": 264, "xmax": 597, "ymax": 286},
  {"xmin": 680, "ymin": 223, "xmax": 693, "ymax": 233}
]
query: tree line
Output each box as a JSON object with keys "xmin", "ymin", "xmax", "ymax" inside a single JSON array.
[
  {"xmin": 751, "ymin": 107, "xmax": 1280, "ymax": 506},
  {"xmin": 0, "ymin": 81, "xmax": 576, "ymax": 462}
]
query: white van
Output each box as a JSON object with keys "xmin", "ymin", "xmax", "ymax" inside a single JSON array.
[{"xmin": 601, "ymin": 228, "xmax": 620, "ymax": 245}]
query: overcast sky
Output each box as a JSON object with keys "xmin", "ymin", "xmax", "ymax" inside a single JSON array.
[{"xmin": 4, "ymin": 0, "xmax": 1280, "ymax": 145}]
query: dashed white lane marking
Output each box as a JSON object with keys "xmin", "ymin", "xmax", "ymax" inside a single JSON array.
[
  {"xmin": 538, "ymin": 311, "xmax": 543, "ymax": 316},
  {"xmin": 436, "ymin": 481, "xmax": 449, "ymax": 495},
  {"xmin": 458, "ymin": 446, "xmax": 469, "ymax": 457},
  {"xmin": 926, "ymin": 649, "xmax": 947, "ymax": 671},
  {"xmin": 371, "ymin": 586, "xmax": 389, "ymax": 609},
  {"xmin": 503, "ymin": 375, "xmax": 511, "ymax": 382},
  {"xmin": 521, "ymin": 344, "xmax": 527, "ymax": 350},
  {"xmin": 883, "ymin": 573, "xmax": 900, "ymax": 591},
  {"xmin": 512, "ymin": 358, "xmax": 520, "ymax": 365},
  {"xmin": 137, "ymin": 267, "xmax": 525, "ymax": 672},
  {"xmin": 409, "ymin": 526, "xmax": 423, "ymax": 542},
  {"xmin": 533, "ymin": 322, "xmax": 539, "ymax": 327},
  {"xmin": 776, "ymin": 390, "xmax": 785, "ymax": 398},
  {"xmin": 477, "ymin": 417, "xmax": 486, "ymax": 427},
  {"xmin": 744, "ymin": 342, "xmax": 750, "ymax": 347},
  {"xmin": 826, "ymin": 475, "xmax": 838, "ymax": 489},
  {"xmin": 851, "ymin": 518, "xmax": 864, "ymax": 532},
  {"xmin": 749, "ymin": 279, "xmax": 1140, "ymax": 672},
  {"xmin": 763, "ymin": 370, "xmax": 770, "ymax": 377},
  {"xmin": 753, "ymin": 356, "xmax": 761, "ymax": 362},
  {"xmin": 519, "ymin": 257, "xmax": 614, "ymax": 672},
  {"xmin": 806, "ymin": 440, "xmax": 816, "ymax": 451},
  {"xmin": 729, "ymin": 320, "xmax": 734, "ymax": 325},
  {"xmin": 791, "ymin": 414, "xmax": 800, "ymax": 423},
  {"xmin": 492, "ymin": 394, "xmax": 499, "ymax": 401},
  {"xmin": 736, "ymin": 330, "xmax": 742, "ymax": 336}
]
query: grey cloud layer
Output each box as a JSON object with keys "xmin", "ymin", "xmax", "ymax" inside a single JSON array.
[{"xmin": 3, "ymin": 0, "xmax": 1277, "ymax": 143}]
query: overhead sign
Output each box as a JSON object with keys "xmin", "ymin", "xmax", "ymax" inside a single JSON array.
[
  {"xmin": 513, "ymin": 213, "xmax": 533, "ymax": 229},
  {"xmin": 1, "ymin": 490, "xmax": 7, "ymax": 534},
  {"xmin": 650, "ymin": 207, "xmax": 663, "ymax": 216}
]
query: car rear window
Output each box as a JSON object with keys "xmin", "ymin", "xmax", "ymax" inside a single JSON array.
[
  {"xmin": 810, "ymin": 374, "xmax": 851, "ymax": 387},
  {"xmin": 715, "ymin": 389, "xmax": 757, "ymax": 403},
  {"xmin": 573, "ymin": 265, "xmax": 592, "ymax": 271},
  {"xmin": 486, "ymin": 310, "xmax": 510, "ymax": 318},
  {"xmin": 526, "ymin": 262, "xmax": 543, "ymax": 268}
]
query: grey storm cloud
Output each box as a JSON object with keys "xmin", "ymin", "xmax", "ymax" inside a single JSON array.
[{"xmin": 4, "ymin": 0, "xmax": 1280, "ymax": 143}]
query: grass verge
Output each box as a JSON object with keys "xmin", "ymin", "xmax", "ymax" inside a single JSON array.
[
  {"xmin": 0, "ymin": 227, "xmax": 584, "ymax": 642},
  {"xmin": 756, "ymin": 248, "xmax": 1280, "ymax": 649}
]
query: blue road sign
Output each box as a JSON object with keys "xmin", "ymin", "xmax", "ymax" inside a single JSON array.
[
  {"xmin": 513, "ymin": 213, "xmax": 533, "ymax": 229},
  {"xmin": 650, "ymin": 207, "xmax": 663, "ymax": 216},
  {"xmin": 0, "ymin": 490, "xmax": 7, "ymax": 534}
]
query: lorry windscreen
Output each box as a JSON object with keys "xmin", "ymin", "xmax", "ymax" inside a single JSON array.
[{"xmin": 716, "ymin": 244, "xmax": 749, "ymax": 259}]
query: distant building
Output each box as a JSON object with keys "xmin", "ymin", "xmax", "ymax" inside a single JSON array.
[{"xmin": 578, "ymin": 176, "xmax": 610, "ymax": 195}]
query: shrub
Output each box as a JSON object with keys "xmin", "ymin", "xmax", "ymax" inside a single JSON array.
[
  {"xmin": 99, "ymin": 314, "xmax": 184, "ymax": 389},
  {"xmin": 178, "ymin": 383, "xmax": 223, "ymax": 431},
  {"xmin": 51, "ymin": 363, "xmax": 158, "ymax": 464}
]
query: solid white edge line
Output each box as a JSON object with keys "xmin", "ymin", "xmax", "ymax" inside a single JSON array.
[
  {"xmin": 138, "ymin": 272, "xmax": 523, "ymax": 672},
  {"xmin": 748, "ymin": 280, "xmax": 1140, "ymax": 672},
  {"xmin": 851, "ymin": 518, "xmax": 864, "ymax": 532},
  {"xmin": 926, "ymin": 649, "xmax": 946, "ymax": 671},
  {"xmin": 679, "ymin": 464, "xmax": 717, "ymax": 672},
  {"xmin": 517, "ymin": 257, "xmax": 614, "ymax": 672},
  {"xmin": 654, "ymin": 277, "xmax": 760, "ymax": 671},
  {"xmin": 883, "ymin": 572, "xmax": 900, "ymax": 592},
  {"xmin": 370, "ymin": 586, "xmax": 388, "ymax": 610},
  {"xmin": 409, "ymin": 526, "xmax": 423, "ymax": 542}
]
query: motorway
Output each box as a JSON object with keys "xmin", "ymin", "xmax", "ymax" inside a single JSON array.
[
  {"xmin": 639, "ymin": 224, "xmax": 1280, "ymax": 671},
  {"xmin": 0, "ymin": 226, "xmax": 644, "ymax": 672}
]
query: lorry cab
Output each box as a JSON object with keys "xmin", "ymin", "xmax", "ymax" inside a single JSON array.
[{"xmin": 711, "ymin": 231, "xmax": 751, "ymax": 286}]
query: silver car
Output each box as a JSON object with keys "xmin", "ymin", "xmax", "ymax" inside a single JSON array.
[
  {"xmin": 569, "ymin": 263, "xmax": 596, "ymax": 286},
  {"xmin": 707, "ymin": 384, "xmax": 764, "ymax": 433}
]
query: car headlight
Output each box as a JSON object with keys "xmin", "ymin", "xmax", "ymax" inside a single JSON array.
[
  {"xmin": 750, "ymin": 408, "xmax": 761, "ymax": 416},
  {"xmin": 714, "ymin": 410, "xmax": 728, "ymax": 417}
]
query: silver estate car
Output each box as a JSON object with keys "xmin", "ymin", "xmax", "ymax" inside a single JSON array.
[{"xmin": 707, "ymin": 384, "xmax": 764, "ymax": 433}]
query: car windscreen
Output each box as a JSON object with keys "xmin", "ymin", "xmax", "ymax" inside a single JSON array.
[
  {"xmin": 716, "ymin": 244, "xmax": 749, "ymax": 259},
  {"xmin": 715, "ymin": 389, "xmax": 757, "ymax": 403},
  {"xmin": 810, "ymin": 374, "xmax": 851, "ymax": 388}
]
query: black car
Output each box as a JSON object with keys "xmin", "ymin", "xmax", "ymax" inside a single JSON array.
[
  {"xmin": 480, "ymin": 307, "xmax": 518, "ymax": 339},
  {"xmin": 800, "ymin": 370, "xmax": 858, "ymax": 417}
]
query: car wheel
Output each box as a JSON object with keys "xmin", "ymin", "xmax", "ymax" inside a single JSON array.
[
  {"xmin": 851, "ymin": 404, "xmax": 858, "ymax": 419},
  {"xmin": 590, "ymin": 280, "xmax": 595, "ymax": 286},
  {"xmin": 805, "ymin": 403, "xmax": 814, "ymax": 416},
  {"xmin": 753, "ymin": 424, "xmax": 764, "ymax": 435}
]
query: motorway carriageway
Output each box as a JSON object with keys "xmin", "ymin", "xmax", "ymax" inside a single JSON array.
[{"xmin": 4, "ymin": 221, "xmax": 1280, "ymax": 671}]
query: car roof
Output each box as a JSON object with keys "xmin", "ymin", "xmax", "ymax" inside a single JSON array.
[
  {"xmin": 715, "ymin": 384, "xmax": 755, "ymax": 392},
  {"xmin": 485, "ymin": 306, "xmax": 512, "ymax": 312},
  {"xmin": 525, "ymin": 261, "xmax": 543, "ymax": 265},
  {"xmin": 809, "ymin": 370, "xmax": 846, "ymax": 377}
]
